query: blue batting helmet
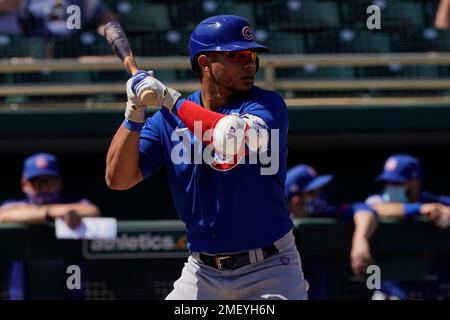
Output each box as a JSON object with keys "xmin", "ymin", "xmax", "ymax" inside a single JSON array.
[{"xmin": 189, "ymin": 15, "xmax": 269, "ymax": 70}]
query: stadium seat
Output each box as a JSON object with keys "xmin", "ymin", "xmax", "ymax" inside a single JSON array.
[
  {"xmin": 340, "ymin": 0, "xmax": 424, "ymax": 31},
  {"xmin": 116, "ymin": 2, "xmax": 170, "ymax": 32},
  {"xmin": 53, "ymin": 32, "xmax": 114, "ymax": 58},
  {"xmin": 216, "ymin": 2, "xmax": 256, "ymax": 28},
  {"xmin": 306, "ymin": 30, "xmax": 391, "ymax": 53},
  {"xmin": 390, "ymin": 28, "xmax": 440, "ymax": 53},
  {"xmin": 255, "ymin": 0, "xmax": 340, "ymax": 31},
  {"xmin": 355, "ymin": 65, "xmax": 440, "ymax": 79},
  {"xmin": 436, "ymin": 30, "xmax": 450, "ymax": 52},
  {"xmin": 262, "ymin": 31, "xmax": 305, "ymax": 54},
  {"xmin": 169, "ymin": 0, "xmax": 208, "ymax": 30},
  {"xmin": 276, "ymin": 66, "xmax": 355, "ymax": 80},
  {"xmin": 380, "ymin": 1, "xmax": 425, "ymax": 31},
  {"xmin": 0, "ymin": 35, "xmax": 47, "ymax": 58},
  {"xmin": 136, "ymin": 30, "xmax": 190, "ymax": 56}
]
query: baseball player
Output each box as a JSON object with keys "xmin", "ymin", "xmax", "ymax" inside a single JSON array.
[
  {"xmin": 365, "ymin": 154, "xmax": 450, "ymax": 299},
  {"xmin": 366, "ymin": 154, "xmax": 450, "ymax": 228},
  {"xmin": 106, "ymin": 15, "xmax": 309, "ymax": 300},
  {"xmin": 286, "ymin": 164, "xmax": 378, "ymax": 276},
  {"xmin": 0, "ymin": 152, "xmax": 100, "ymax": 300}
]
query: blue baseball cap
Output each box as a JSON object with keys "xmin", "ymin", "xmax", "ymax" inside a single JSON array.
[
  {"xmin": 285, "ymin": 164, "xmax": 333, "ymax": 200},
  {"xmin": 23, "ymin": 152, "xmax": 60, "ymax": 180},
  {"xmin": 376, "ymin": 154, "xmax": 423, "ymax": 183}
]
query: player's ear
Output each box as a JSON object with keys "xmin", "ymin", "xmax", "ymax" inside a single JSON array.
[{"xmin": 198, "ymin": 55, "xmax": 210, "ymax": 72}]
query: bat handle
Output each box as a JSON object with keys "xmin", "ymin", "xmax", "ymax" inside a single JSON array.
[
  {"xmin": 140, "ymin": 89, "xmax": 157, "ymax": 106},
  {"xmin": 125, "ymin": 57, "xmax": 158, "ymax": 106}
]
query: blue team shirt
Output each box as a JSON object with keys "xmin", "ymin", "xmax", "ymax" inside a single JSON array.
[
  {"xmin": 307, "ymin": 202, "xmax": 377, "ymax": 219},
  {"xmin": 0, "ymin": 197, "xmax": 91, "ymax": 207},
  {"xmin": 366, "ymin": 191, "xmax": 450, "ymax": 207},
  {"xmin": 138, "ymin": 86, "xmax": 293, "ymax": 253}
]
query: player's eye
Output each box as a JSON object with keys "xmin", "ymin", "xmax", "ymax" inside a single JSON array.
[{"xmin": 224, "ymin": 51, "xmax": 257, "ymax": 63}]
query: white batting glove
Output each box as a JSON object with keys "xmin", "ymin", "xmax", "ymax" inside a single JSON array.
[
  {"xmin": 127, "ymin": 70, "xmax": 182, "ymax": 113},
  {"xmin": 125, "ymin": 70, "xmax": 154, "ymax": 123}
]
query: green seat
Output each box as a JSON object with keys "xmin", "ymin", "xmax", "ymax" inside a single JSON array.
[
  {"xmin": 390, "ymin": 29, "xmax": 439, "ymax": 52},
  {"xmin": 138, "ymin": 30, "xmax": 190, "ymax": 56},
  {"xmin": 0, "ymin": 35, "xmax": 47, "ymax": 58},
  {"xmin": 264, "ymin": 31, "xmax": 305, "ymax": 54},
  {"xmin": 217, "ymin": 2, "xmax": 256, "ymax": 28},
  {"xmin": 169, "ymin": 0, "xmax": 208, "ymax": 31},
  {"xmin": 118, "ymin": 3, "xmax": 170, "ymax": 32},
  {"xmin": 276, "ymin": 67, "xmax": 354, "ymax": 80},
  {"xmin": 355, "ymin": 65, "xmax": 440, "ymax": 79},
  {"xmin": 340, "ymin": 0, "xmax": 424, "ymax": 31},
  {"xmin": 54, "ymin": 32, "xmax": 113, "ymax": 58},
  {"xmin": 306, "ymin": 30, "xmax": 391, "ymax": 53},
  {"xmin": 381, "ymin": 1, "xmax": 425, "ymax": 31},
  {"xmin": 256, "ymin": 0, "xmax": 340, "ymax": 31}
]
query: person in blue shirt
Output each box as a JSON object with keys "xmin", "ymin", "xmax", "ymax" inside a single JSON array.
[
  {"xmin": 365, "ymin": 154, "xmax": 450, "ymax": 300},
  {"xmin": 286, "ymin": 164, "xmax": 378, "ymax": 276},
  {"xmin": 366, "ymin": 154, "xmax": 450, "ymax": 229},
  {"xmin": 0, "ymin": 152, "xmax": 100, "ymax": 300},
  {"xmin": 106, "ymin": 15, "xmax": 309, "ymax": 300},
  {"xmin": 0, "ymin": 152, "xmax": 100, "ymax": 226}
]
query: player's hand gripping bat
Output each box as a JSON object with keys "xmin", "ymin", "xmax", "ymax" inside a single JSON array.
[{"xmin": 104, "ymin": 21, "xmax": 157, "ymax": 107}]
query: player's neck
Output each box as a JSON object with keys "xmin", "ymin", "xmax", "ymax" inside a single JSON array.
[{"xmin": 200, "ymin": 89, "xmax": 232, "ymax": 112}]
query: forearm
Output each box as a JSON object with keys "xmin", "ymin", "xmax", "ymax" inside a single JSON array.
[
  {"xmin": 0, "ymin": 0, "xmax": 22, "ymax": 13},
  {"xmin": 0, "ymin": 205, "xmax": 46, "ymax": 224},
  {"xmin": 371, "ymin": 202, "xmax": 409, "ymax": 218},
  {"xmin": 353, "ymin": 210, "xmax": 378, "ymax": 241},
  {"xmin": 106, "ymin": 124, "xmax": 143, "ymax": 190},
  {"xmin": 435, "ymin": 0, "xmax": 450, "ymax": 28},
  {"xmin": 47, "ymin": 203, "xmax": 100, "ymax": 218}
]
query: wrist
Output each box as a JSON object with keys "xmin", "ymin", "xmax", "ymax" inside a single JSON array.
[
  {"xmin": 125, "ymin": 101, "xmax": 146, "ymax": 123},
  {"xmin": 162, "ymin": 88, "xmax": 182, "ymax": 112},
  {"xmin": 404, "ymin": 203, "xmax": 422, "ymax": 217},
  {"xmin": 123, "ymin": 119, "xmax": 145, "ymax": 132},
  {"xmin": 44, "ymin": 206, "xmax": 54, "ymax": 222}
]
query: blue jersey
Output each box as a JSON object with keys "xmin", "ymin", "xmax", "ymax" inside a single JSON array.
[
  {"xmin": 0, "ymin": 197, "xmax": 92, "ymax": 208},
  {"xmin": 366, "ymin": 191, "xmax": 450, "ymax": 207},
  {"xmin": 307, "ymin": 202, "xmax": 376, "ymax": 219},
  {"xmin": 138, "ymin": 86, "xmax": 292, "ymax": 253}
]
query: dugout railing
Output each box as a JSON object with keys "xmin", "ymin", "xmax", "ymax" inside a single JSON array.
[{"xmin": 1, "ymin": 218, "xmax": 449, "ymax": 300}]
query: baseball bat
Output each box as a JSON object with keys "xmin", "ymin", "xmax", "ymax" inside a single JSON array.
[{"xmin": 104, "ymin": 21, "xmax": 157, "ymax": 107}]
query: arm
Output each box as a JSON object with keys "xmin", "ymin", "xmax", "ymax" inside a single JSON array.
[
  {"xmin": 350, "ymin": 210, "xmax": 378, "ymax": 275},
  {"xmin": 106, "ymin": 124, "xmax": 143, "ymax": 190},
  {"xmin": 0, "ymin": 202, "xmax": 100, "ymax": 224},
  {"xmin": 0, "ymin": 204, "xmax": 47, "ymax": 224},
  {"xmin": 371, "ymin": 202, "xmax": 450, "ymax": 229},
  {"xmin": 0, "ymin": 0, "xmax": 22, "ymax": 13},
  {"xmin": 435, "ymin": 0, "xmax": 450, "ymax": 29}
]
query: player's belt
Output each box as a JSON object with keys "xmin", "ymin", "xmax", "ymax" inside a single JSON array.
[{"xmin": 198, "ymin": 244, "xmax": 279, "ymax": 271}]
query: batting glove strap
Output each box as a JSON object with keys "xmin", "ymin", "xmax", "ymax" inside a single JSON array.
[
  {"xmin": 161, "ymin": 87, "xmax": 182, "ymax": 113},
  {"xmin": 125, "ymin": 101, "xmax": 146, "ymax": 123}
]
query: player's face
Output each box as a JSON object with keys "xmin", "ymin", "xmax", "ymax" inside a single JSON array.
[
  {"xmin": 207, "ymin": 50, "xmax": 258, "ymax": 92},
  {"xmin": 22, "ymin": 175, "xmax": 62, "ymax": 204}
]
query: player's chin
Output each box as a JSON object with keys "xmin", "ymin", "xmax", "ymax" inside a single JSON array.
[{"xmin": 235, "ymin": 79, "xmax": 254, "ymax": 92}]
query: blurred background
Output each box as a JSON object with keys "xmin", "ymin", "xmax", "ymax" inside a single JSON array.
[{"xmin": 1, "ymin": 0, "xmax": 450, "ymax": 300}]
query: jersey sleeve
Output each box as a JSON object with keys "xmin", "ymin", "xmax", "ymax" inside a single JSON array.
[
  {"xmin": 138, "ymin": 112, "xmax": 165, "ymax": 179},
  {"xmin": 243, "ymin": 90, "xmax": 288, "ymax": 132},
  {"xmin": 421, "ymin": 191, "xmax": 450, "ymax": 206}
]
